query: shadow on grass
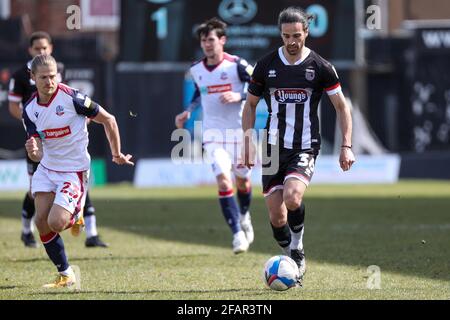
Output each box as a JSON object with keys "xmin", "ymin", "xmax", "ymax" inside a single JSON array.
[
  {"xmin": 6, "ymin": 254, "xmax": 213, "ymax": 264},
  {"xmin": 1, "ymin": 196, "xmax": 450, "ymax": 283},
  {"xmin": 30, "ymin": 288, "xmax": 266, "ymax": 296}
]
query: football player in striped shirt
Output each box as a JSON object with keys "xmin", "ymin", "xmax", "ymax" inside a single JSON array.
[{"xmin": 242, "ymin": 7, "xmax": 356, "ymax": 283}]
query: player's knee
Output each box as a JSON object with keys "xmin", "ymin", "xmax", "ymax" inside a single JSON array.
[
  {"xmin": 47, "ymin": 216, "xmax": 66, "ymax": 233},
  {"xmin": 236, "ymin": 178, "xmax": 250, "ymax": 192},
  {"xmin": 283, "ymin": 193, "xmax": 302, "ymax": 211},
  {"xmin": 217, "ymin": 177, "xmax": 233, "ymax": 192},
  {"xmin": 34, "ymin": 214, "xmax": 48, "ymax": 231}
]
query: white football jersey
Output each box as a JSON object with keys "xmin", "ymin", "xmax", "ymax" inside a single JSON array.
[
  {"xmin": 190, "ymin": 53, "xmax": 252, "ymax": 143},
  {"xmin": 23, "ymin": 83, "xmax": 99, "ymax": 172}
]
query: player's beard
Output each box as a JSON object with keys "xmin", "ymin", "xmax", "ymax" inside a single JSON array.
[{"xmin": 286, "ymin": 43, "xmax": 301, "ymax": 56}]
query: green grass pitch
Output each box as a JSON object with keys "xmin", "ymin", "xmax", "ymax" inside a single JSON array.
[{"xmin": 0, "ymin": 180, "xmax": 449, "ymax": 300}]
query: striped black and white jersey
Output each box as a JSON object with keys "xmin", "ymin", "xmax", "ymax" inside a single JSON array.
[{"xmin": 248, "ymin": 47, "xmax": 341, "ymax": 151}]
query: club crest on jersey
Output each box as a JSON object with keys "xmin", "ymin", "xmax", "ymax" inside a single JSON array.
[
  {"xmin": 274, "ymin": 89, "xmax": 309, "ymax": 103},
  {"xmin": 305, "ymin": 69, "xmax": 315, "ymax": 81},
  {"xmin": 56, "ymin": 105, "xmax": 65, "ymax": 116},
  {"xmin": 220, "ymin": 72, "xmax": 228, "ymax": 80}
]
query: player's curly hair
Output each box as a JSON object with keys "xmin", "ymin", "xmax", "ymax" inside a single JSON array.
[
  {"xmin": 278, "ymin": 7, "xmax": 314, "ymax": 31},
  {"xmin": 30, "ymin": 54, "xmax": 57, "ymax": 74},
  {"xmin": 196, "ymin": 17, "xmax": 227, "ymax": 39}
]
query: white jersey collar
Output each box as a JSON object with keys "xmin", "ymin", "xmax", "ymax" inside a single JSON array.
[{"xmin": 278, "ymin": 46, "xmax": 311, "ymax": 66}]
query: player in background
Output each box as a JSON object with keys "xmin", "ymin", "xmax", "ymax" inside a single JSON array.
[
  {"xmin": 8, "ymin": 31, "xmax": 107, "ymax": 248},
  {"xmin": 24, "ymin": 54, "xmax": 133, "ymax": 287},
  {"xmin": 175, "ymin": 18, "xmax": 254, "ymax": 254},
  {"xmin": 241, "ymin": 7, "xmax": 356, "ymax": 282}
]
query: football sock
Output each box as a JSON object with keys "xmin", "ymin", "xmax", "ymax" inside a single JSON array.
[
  {"xmin": 60, "ymin": 265, "xmax": 74, "ymax": 277},
  {"xmin": 84, "ymin": 193, "xmax": 93, "ymax": 212},
  {"xmin": 271, "ymin": 223, "xmax": 291, "ymax": 249},
  {"xmin": 218, "ymin": 190, "xmax": 242, "ymax": 234},
  {"xmin": 85, "ymin": 215, "xmax": 98, "ymax": 238},
  {"xmin": 237, "ymin": 186, "xmax": 252, "ymax": 216},
  {"xmin": 21, "ymin": 217, "xmax": 34, "ymax": 234},
  {"xmin": 83, "ymin": 193, "xmax": 98, "ymax": 237},
  {"xmin": 40, "ymin": 232, "xmax": 69, "ymax": 273},
  {"xmin": 21, "ymin": 193, "xmax": 35, "ymax": 233},
  {"xmin": 288, "ymin": 202, "xmax": 305, "ymax": 251}
]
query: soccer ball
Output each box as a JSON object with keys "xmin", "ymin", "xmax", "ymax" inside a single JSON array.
[{"xmin": 263, "ymin": 255, "xmax": 300, "ymax": 291}]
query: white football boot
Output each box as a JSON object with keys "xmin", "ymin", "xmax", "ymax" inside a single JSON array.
[
  {"xmin": 232, "ymin": 231, "xmax": 249, "ymax": 254},
  {"xmin": 240, "ymin": 211, "xmax": 254, "ymax": 245}
]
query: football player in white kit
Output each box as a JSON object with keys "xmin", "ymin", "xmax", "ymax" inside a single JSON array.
[
  {"xmin": 23, "ymin": 54, "xmax": 133, "ymax": 288},
  {"xmin": 175, "ymin": 18, "xmax": 254, "ymax": 254}
]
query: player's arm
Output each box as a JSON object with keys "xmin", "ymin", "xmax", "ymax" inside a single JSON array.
[
  {"xmin": 8, "ymin": 74, "xmax": 25, "ymax": 120},
  {"xmin": 241, "ymin": 93, "xmax": 260, "ymax": 167},
  {"xmin": 175, "ymin": 85, "xmax": 201, "ymax": 129},
  {"xmin": 220, "ymin": 58, "xmax": 254, "ymax": 104},
  {"xmin": 22, "ymin": 109, "xmax": 42, "ymax": 161},
  {"xmin": 91, "ymin": 107, "xmax": 134, "ymax": 166},
  {"xmin": 241, "ymin": 60, "xmax": 264, "ymax": 167},
  {"xmin": 328, "ymin": 92, "xmax": 355, "ymax": 171},
  {"xmin": 8, "ymin": 101, "xmax": 23, "ymax": 120},
  {"xmin": 220, "ymin": 85, "xmax": 248, "ymax": 104},
  {"xmin": 25, "ymin": 137, "xmax": 43, "ymax": 162},
  {"xmin": 72, "ymin": 90, "xmax": 133, "ymax": 165}
]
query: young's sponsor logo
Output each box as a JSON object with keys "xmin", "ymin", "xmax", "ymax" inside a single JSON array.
[{"xmin": 274, "ymin": 89, "xmax": 309, "ymax": 103}]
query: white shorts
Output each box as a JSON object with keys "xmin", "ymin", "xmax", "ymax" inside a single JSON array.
[
  {"xmin": 31, "ymin": 165, "xmax": 89, "ymax": 215},
  {"xmin": 203, "ymin": 142, "xmax": 251, "ymax": 179}
]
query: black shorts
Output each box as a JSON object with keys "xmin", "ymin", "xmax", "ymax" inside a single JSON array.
[
  {"xmin": 262, "ymin": 144, "xmax": 318, "ymax": 197},
  {"xmin": 26, "ymin": 152, "xmax": 39, "ymax": 176}
]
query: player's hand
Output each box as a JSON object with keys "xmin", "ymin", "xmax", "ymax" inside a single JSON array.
[
  {"xmin": 241, "ymin": 137, "xmax": 257, "ymax": 168},
  {"xmin": 175, "ymin": 111, "xmax": 190, "ymax": 129},
  {"xmin": 220, "ymin": 91, "xmax": 242, "ymax": 104},
  {"xmin": 339, "ymin": 147, "xmax": 355, "ymax": 171},
  {"xmin": 25, "ymin": 137, "xmax": 39, "ymax": 156},
  {"xmin": 112, "ymin": 153, "xmax": 134, "ymax": 166}
]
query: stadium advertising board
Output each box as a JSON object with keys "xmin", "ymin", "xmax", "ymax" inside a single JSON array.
[
  {"xmin": 121, "ymin": 0, "xmax": 355, "ymax": 62},
  {"xmin": 134, "ymin": 155, "xmax": 401, "ymax": 187}
]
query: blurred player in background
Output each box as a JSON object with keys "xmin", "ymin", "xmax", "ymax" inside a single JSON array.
[
  {"xmin": 8, "ymin": 31, "xmax": 107, "ymax": 248},
  {"xmin": 23, "ymin": 54, "xmax": 133, "ymax": 287},
  {"xmin": 175, "ymin": 18, "xmax": 254, "ymax": 254},
  {"xmin": 242, "ymin": 7, "xmax": 355, "ymax": 282}
]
